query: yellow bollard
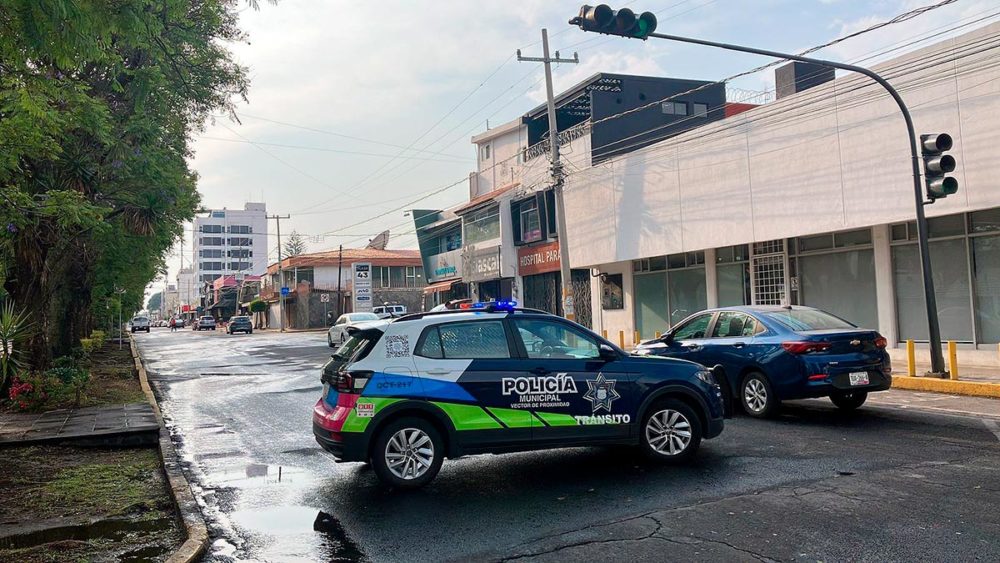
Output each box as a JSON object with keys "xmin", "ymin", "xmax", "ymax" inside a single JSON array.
[
  {"xmin": 634, "ymin": 330, "xmax": 640, "ymax": 345},
  {"xmin": 906, "ymin": 339, "xmax": 916, "ymax": 376},
  {"xmin": 948, "ymin": 340, "xmax": 959, "ymax": 380},
  {"xmin": 602, "ymin": 329, "xmax": 608, "ymax": 339},
  {"xmin": 619, "ymin": 330, "xmax": 625, "ymax": 349},
  {"xmin": 655, "ymin": 331, "xmax": 662, "ymax": 339}
]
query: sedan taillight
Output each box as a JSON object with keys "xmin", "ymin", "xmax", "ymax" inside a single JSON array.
[
  {"xmin": 874, "ymin": 335, "xmax": 888, "ymax": 348},
  {"xmin": 782, "ymin": 341, "xmax": 831, "ymax": 354}
]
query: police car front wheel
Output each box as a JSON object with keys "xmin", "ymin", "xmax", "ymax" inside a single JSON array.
[
  {"xmin": 640, "ymin": 399, "xmax": 702, "ymax": 463},
  {"xmin": 371, "ymin": 417, "xmax": 444, "ymax": 489}
]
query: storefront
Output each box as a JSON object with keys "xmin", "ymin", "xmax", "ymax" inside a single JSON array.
[
  {"xmin": 518, "ymin": 241, "xmax": 592, "ymax": 327},
  {"xmin": 632, "ymin": 252, "xmax": 708, "ymax": 339},
  {"xmin": 464, "ymin": 244, "xmax": 514, "ymax": 302}
]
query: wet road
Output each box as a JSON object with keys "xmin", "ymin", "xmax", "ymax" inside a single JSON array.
[{"xmin": 135, "ymin": 329, "xmax": 1000, "ymax": 562}]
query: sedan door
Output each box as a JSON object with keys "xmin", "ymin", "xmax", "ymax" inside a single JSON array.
[
  {"xmin": 509, "ymin": 317, "xmax": 634, "ymax": 444},
  {"xmin": 702, "ymin": 311, "xmax": 764, "ymax": 402},
  {"xmin": 653, "ymin": 312, "xmax": 715, "ymax": 365}
]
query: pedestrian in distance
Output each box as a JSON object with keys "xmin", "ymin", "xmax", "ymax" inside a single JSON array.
[{"xmin": 170, "ymin": 318, "xmax": 177, "ymax": 332}]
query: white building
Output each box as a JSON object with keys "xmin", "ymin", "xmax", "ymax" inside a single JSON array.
[
  {"xmin": 561, "ymin": 22, "xmax": 1000, "ymax": 366},
  {"xmin": 192, "ymin": 202, "xmax": 268, "ymax": 287},
  {"xmin": 176, "ymin": 267, "xmax": 197, "ymax": 314}
]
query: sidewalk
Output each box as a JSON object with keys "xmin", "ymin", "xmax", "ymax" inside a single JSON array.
[
  {"xmin": 890, "ymin": 363, "xmax": 1000, "ymax": 399},
  {"xmin": 0, "ymin": 403, "xmax": 159, "ymax": 447}
]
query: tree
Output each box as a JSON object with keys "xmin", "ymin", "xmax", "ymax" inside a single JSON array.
[
  {"xmin": 0, "ymin": 0, "xmax": 256, "ymax": 369},
  {"xmin": 147, "ymin": 292, "xmax": 163, "ymax": 313},
  {"xmin": 283, "ymin": 231, "xmax": 307, "ymax": 257}
]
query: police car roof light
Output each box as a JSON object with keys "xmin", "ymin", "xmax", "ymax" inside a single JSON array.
[{"xmin": 458, "ymin": 300, "xmax": 518, "ymax": 312}]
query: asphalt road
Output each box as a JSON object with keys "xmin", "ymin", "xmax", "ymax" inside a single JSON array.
[{"xmin": 135, "ymin": 328, "xmax": 1000, "ymax": 562}]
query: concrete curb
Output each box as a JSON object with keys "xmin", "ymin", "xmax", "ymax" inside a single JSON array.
[
  {"xmin": 892, "ymin": 375, "xmax": 1000, "ymax": 399},
  {"xmin": 129, "ymin": 337, "xmax": 209, "ymax": 563}
]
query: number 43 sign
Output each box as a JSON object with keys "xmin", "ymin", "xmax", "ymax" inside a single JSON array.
[{"xmin": 352, "ymin": 263, "xmax": 373, "ymax": 313}]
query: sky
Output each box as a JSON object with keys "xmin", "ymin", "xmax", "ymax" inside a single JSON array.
[{"xmin": 150, "ymin": 0, "xmax": 999, "ymax": 297}]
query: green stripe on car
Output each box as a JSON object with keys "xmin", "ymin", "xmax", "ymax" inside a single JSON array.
[
  {"xmin": 486, "ymin": 407, "xmax": 534, "ymax": 429},
  {"xmin": 533, "ymin": 412, "xmax": 578, "ymax": 427},
  {"xmin": 431, "ymin": 402, "xmax": 503, "ymax": 430}
]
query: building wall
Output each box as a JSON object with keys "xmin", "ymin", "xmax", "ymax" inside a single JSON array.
[
  {"xmin": 563, "ymin": 22, "xmax": 1000, "ymax": 268},
  {"xmin": 474, "ymin": 125, "xmax": 527, "ymax": 197}
]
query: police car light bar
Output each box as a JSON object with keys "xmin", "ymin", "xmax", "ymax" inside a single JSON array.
[{"xmin": 458, "ymin": 300, "xmax": 518, "ymax": 312}]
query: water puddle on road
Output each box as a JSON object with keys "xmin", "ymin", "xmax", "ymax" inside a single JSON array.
[{"xmin": 212, "ymin": 506, "xmax": 364, "ymax": 562}]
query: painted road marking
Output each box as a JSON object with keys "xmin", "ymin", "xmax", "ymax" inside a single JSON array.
[{"xmin": 984, "ymin": 420, "xmax": 1000, "ymax": 442}]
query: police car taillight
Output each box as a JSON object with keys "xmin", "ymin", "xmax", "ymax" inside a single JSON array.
[{"xmin": 336, "ymin": 370, "xmax": 372, "ymax": 394}]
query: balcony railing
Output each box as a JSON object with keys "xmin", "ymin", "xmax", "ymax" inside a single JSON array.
[{"xmin": 523, "ymin": 121, "xmax": 591, "ymax": 162}]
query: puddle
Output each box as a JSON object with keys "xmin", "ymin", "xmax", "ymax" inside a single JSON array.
[{"xmin": 225, "ymin": 506, "xmax": 365, "ymax": 561}]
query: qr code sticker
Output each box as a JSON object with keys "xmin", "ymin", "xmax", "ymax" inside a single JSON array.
[{"xmin": 385, "ymin": 335, "xmax": 410, "ymax": 358}]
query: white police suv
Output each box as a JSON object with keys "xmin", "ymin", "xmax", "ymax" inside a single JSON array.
[{"xmin": 313, "ymin": 301, "xmax": 726, "ymax": 488}]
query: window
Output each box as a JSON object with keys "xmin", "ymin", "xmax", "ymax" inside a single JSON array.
[
  {"xmin": 661, "ymin": 101, "xmax": 688, "ymax": 115},
  {"xmin": 520, "ymin": 199, "xmax": 542, "ymax": 243},
  {"xmin": 415, "ymin": 327, "xmax": 444, "ymax": 359},
  {"xmin": 463, "ymin": 205, "xmax": 501, "ymax": 245},
  {"xmin": 229, "ymin": 237, "xmax": 252, "ymax": 246},
  {"xmin": 230, "ymin": 262, "xmax": 252, "ymax": 271},
  {"xmin": 425, "ymin": 321, "xmax": 510, "ymax": 359},
  {"xmin": 764, "ymin": 309, "xmax": 855, "ymax": 331},
  {"xmin": 406, "ymin": 266, "xmax": 420, "ymax": 287},
  {"xmin": 229, "ymin": 225, "xmax": 251, "ymax": 234},
  {"xmin": 229, "ymin": 249, "xmax": 251, "ymax": 258},
  {"xmin": 200, "ymin": 261, "xmax": 223, "ymax": 271},
  {"xmin": 601, "ymin": 273, "xmax": 624, "ymax": 310},
  {"xmin": 441, "ymin": 230, "xmax": 462, "ymax": 252},
  {"xmin": 211, "ymin": 210, "xmax": 225, "ymax": 218},
  {"xmin": 201, "ymin": 224, "xmax": 223, "ymax": 234},
  {"xmin": 373, "ymin": 266, "xmax": 390, "ymax": 288},
  {"xmin": 480, "ymin": 144, "xmax": 490, "ymax": 161},
  {"xmin": 201, "ymin": 237, "xmax": 223, "ymax": 246},
  {"xmin": 513, "ymin": 319, "xmax": 600, "ymax": 360},
  {"xmin": 390, "ymin": 266, "xmax": 405, "ymax": 288},
  {"xmin": 671, "ymin": 313, "xmax": 712, "ymax": 340},
  {"xmin": 711, "ymin": 312, "xmax": 758, "ymax": 338},
  {"xmin": 200, "ymin": 249, "xmax": 223, "ymax": 258},
  {"xmin": 692, "ymin": 102, "xmax": 708, "ymax": 117}
]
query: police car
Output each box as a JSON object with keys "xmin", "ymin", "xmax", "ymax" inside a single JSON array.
[{"xmin": 312, "ymin": 301, "xmax": 726, "ymax": 488}]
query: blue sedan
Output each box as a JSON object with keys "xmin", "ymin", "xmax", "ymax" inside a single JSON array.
[{"xmin": 633, "ymin": 306, "xmax": 892, "ymax": 417}]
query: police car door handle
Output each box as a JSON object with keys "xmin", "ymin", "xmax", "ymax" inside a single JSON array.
[
  {"xmin": 530, "ymin": 367, "xmax": 551, "ymax": 375},
  {"xmin": 426, "ymin": 369, "xmax": 452, "ymax": 376}
]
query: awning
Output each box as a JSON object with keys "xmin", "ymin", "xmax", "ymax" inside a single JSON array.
[{"xmin": 423, "ymin": 280, "xmax": 458, "ymax": 294}]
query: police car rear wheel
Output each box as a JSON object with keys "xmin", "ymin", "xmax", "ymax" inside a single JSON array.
[
  {"xmin": 372, "ymin": 417, "xmax": 443, "ymax": 489},
  {"xmin": 641, "ymin": 399, "xmax": 702, "ymax": 463}
]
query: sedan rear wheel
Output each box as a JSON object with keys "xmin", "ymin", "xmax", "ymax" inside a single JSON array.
[
  {"xmin": 640, "ymin": 398, "xmax": 702, "ymax": 463},
  {"xmin": 830, "ymin": 391, "xmax": 868, "ymax": 411},
  {"xmin": 741, "ymin": 371, "xmax": 778, "ymax": 418}
]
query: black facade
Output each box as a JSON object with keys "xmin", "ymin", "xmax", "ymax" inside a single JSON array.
[{"xmin": 525, "ymin": 73, "xmax": 727, "ymax": 164}]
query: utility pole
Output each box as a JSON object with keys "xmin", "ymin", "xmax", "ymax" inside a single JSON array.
[
  {"xmin": 336, "ymin": 244, "xmax": 344, "ymax": 322},
  {"xmin": 518, "ymin": 29, "xmax": 579, "ymax": 320},
  {"xmin": 268, "ymin": 214, "xmax": 291, "ymax": 332}
]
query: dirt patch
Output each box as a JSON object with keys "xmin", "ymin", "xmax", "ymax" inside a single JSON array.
[
  {"xmin": 79, "ymin": 341, "xmax": 147, "ymax": 407},
  {"xmin": 0, "ymin": 446, "xmax": 181, "ymax": 561}
]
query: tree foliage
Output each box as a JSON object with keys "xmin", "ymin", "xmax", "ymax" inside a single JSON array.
[
  {"xmin": 283, "ymin": 230, "xmax": 306, "ymax": 257},
  {"xmin": 0, "ymin": 0, "xmax": 253, "ymax": 370}
]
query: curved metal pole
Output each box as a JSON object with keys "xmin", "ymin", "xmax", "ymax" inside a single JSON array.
[{"xmin": 647, "ymin": 31, "xmax": 946, "ymax": 375}]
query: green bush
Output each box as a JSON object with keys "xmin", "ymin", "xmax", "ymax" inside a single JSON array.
[
  {"xmin": 249, "ymin": 299, "xmax": 267, "ymax": 313},
  {"xmin": 90, "ymin": 330, "xmax": 107, "ymax": 344},
  {"xmin": 47, "ymin": 356, "xmax": 90, "ymax": 407},
  {"xmin": 8, "ymin": 372, "xmax": 73, "ymax": 411}
]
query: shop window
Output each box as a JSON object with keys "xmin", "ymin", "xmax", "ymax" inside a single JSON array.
[
  {"xmin": 717, "ymin": 263, "xmax": 750, "ymax": 307},
  {"xmin": 928, "ymin": 214, "xmax": 965, "ymax": 238},
  {"xmin": 893, "ymin": 240, "xmax": 973, "ymax": 342},
  {"xmin": 972, "ymin": 235, "xmax": 1000, "ymax": 343},
  {"xmin": 463, "ymin": 205, "xmax": 500, "ymax": 245},
  {"xmin": 970, "ymin": 208, "xmax": 1000, "ymax": 233},
  {"xmin": 601, "ymin": 274, "xmax": 624, "ymax": 310}
]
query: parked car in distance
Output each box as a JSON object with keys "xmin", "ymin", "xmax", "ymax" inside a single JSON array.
[
  {"xmin": 195, "ymin": 316, "xmax": 217, "ymax": 331},
  {"xmin": 328, "ymin": 312, "xmax": 380, "ymax": 347},
  {"xmin": 373, "ymin": 304, "xmax": 407, "ymax": 319},
  {"xmin": 313, "ymin": 301, "xmax": 726, "ymax": 489},
  {"xmin": 130, "ymin": 316, "xmax": 151, "ymax": 333},
  {"xmin": 634, "ymin": 305, "xmax": 891, "ymax": 417},
  {"xmin": 227, "ymin": 316, "xmax": 253, "ymax": 334}
]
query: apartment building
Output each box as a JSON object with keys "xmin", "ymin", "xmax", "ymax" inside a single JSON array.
[{"xmin": 192, "ymin": 202, "xmax": 269, "ymax": 287}]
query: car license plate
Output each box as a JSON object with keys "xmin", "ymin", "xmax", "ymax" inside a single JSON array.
[{"xmin": 848, "ymin": 371, "xmax": 870, "ymax": 386}]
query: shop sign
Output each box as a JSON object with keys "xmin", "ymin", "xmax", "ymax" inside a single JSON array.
[
  {"xmin": 427, "ymin": 248, "xmax": 462, "ymax": 283},
  {"xmin": 517, "ymin": 241, "xmax": 561, "ymax": 276},
  {"xmin": 464, "ymin": 245, "xmax": 502, "ymax": 282}
]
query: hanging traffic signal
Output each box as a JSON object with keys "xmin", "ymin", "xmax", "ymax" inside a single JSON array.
[
  {"xmin": 920, "ymin": 133, "xmax": 958, "ymax": 200},
  {"xmin": 570, "ymin": 4, "xmax": 657, "ymax": 40}
]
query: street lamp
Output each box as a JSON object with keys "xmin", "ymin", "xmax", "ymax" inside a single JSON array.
[{"xmin": 570, "ymin": 4, "xmax": 952, "ymax": 376}]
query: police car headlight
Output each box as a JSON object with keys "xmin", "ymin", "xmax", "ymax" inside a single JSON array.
[{"xmin": 695, "ymin": 370, "xmax": 717, "ymax": 386}]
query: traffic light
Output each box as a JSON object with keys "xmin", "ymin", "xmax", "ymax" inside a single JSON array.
[
  {"xmin": 920, "ymin": 133, "xmax": 958, "ymax": 200},
  {"xmin": 570, "ymin": 4, "xmax": 657, "ymax": 40}
]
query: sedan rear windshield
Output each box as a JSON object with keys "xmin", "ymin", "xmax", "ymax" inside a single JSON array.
[{"xmin": 763, "ymin": 309, "xmax": 855, "ymax": 331}]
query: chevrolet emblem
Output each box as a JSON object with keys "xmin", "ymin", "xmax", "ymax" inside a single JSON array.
[{"xmin": 850, "ymin": 339, "xmax": 861, "ymax": 346}]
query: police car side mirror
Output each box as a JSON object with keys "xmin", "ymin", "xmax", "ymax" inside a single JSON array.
[{"xmin": 598, "ymin": 344, "xmax": 618, "ymax": 362}]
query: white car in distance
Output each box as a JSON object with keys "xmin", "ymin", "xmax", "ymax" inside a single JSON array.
[{"xmin": 328, "ymin": 313, "xmax": 381, "ymax": 347}]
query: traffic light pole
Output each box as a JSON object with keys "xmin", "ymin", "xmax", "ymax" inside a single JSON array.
[
  {"xmin": 518, "ymin": 30, "xmax": 580, "ymax": 321},
  {"xmin": 638, "ymin": 31, "xmax": 947, "ymax": 375}
]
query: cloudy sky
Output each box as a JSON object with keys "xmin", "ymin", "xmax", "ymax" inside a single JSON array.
[{"xmin": 156, "ymin": 0, "xmax": 997, "ymax": 292}]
